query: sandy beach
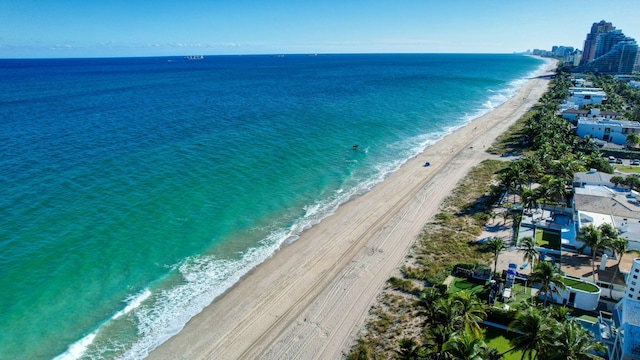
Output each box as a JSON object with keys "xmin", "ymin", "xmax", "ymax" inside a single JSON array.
[{"xmin": 148, "ymin": 60, "xmax": 556, "ymax": 360}]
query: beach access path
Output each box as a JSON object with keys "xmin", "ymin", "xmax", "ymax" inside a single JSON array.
[{"xmin": 148, "ymin": 61, "xmax": 556, "ymax": 360}]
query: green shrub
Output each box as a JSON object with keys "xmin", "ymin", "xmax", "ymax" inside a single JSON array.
[
  {"xmin": 387, "ymin": 277, "xmax": 417, "ymax": 293},
  {"xmin": 486, "ymin": 307, "xmax": 517, "ymax": 326}
]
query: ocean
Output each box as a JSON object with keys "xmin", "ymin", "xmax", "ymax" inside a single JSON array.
[{"xmin": 0, "ymin": 54, "xmax": 546, "ymax": 359}]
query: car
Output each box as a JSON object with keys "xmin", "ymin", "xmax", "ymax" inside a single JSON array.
[
  {"xmin": 424, "ymin": 162, "xmax": 430, "ymax": 167},
  {"xmin": 608, "ymin": 156, "xmax": 616, "ymax": 163},
  {"xmin": 616, "ymin": 158, "xmax": 624, "ymax": 164},
  {"xmin": 633, "ymin": 159, "xmax": 640, "ymax": 165}
]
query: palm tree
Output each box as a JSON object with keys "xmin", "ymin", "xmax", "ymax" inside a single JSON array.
[
  {"xmin": 418, "ymin": 287, "xmax": 445, "ymax": 318},
  {"xmin": 577, "ymin": 224, "xmax": 611, "ymax": 282},
  {"xmin": 431, "ymin": 297, "xmax": 463, "ymax": 332},
  {"xmin": 442, "ymin": 331, "xmax": 486, "ymax": 360},
  {"xmin": 508, "ymin": 306, "xmax": 554, "ymax": 360},
  {"xmin": 599, "ymin": 223, "xmax": 619, "ymax": 243},
  {"xmin": 518, "ymin": 236, "xmax": 538, "ymax": 270},
  {"xmin": 609, "ymin": 237, "xmax": 629, "ymax": 299},
  {"xmin": 529, "ymin": 260, "xmax": 566, "ymax": 307},
  {"xmin": 450, "ymin": 290, "xmax": 487, "ymax": 338},
  {"xmin": 520, "ymin": 157, "xmax": 542, "ymax": 189},
  {"xmin": 545, "ymin": 319, "xmax": 605, "ymax": 359},
  {"xmin": 485, "ymin": 237, "xmax": 507, "ymax": 276},
  {"xmin": 501, "ymin": 162, "xmax": 527, "ymax": 204},
  {"xmin": 544, "ymin": 177, "xmax": 568, "ymax": 206},
  {"xmin": 395, "ymin": 337, "xmax": 421, "ymax": 360},
  {"xmin": 484, "ymin": 347, "xmax": 503, "ymax": 360},
  {"xmin": 520, "ymin": 189, "xmax": 540, "ymax": 216},
  {"xmin": 424, "ymin": 324, "xmax": 450, "ymax": 359},
  {"xmin": 626, "ymin": 133, "xmax": 640, "ymax": 149},
  {"xmin": 544, "ymin": 305, "xmax": 570, "ymax": 322}
]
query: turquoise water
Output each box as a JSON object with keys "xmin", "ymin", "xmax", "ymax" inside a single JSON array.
[{"xmin": 0, "ymin": 54, "xmax": 546, "ymax": 359}]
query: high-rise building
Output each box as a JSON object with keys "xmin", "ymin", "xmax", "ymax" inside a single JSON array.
[
  {"xmin": 581, "ymin": 20, "xmax": 615, "ymax": 65},
  {"xmin": 575, "ymin": 39, "xmax": 638, "ymax": 74},
  {"xmin": 574, "ymin": 21, "xmax": 638, "ymax": 75},
  {"xmin": 595, "ymin": 30, "xmax": 628, "ymax": 58}
]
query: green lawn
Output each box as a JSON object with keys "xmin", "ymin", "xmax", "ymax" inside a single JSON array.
[
  {"xmin": 447, "ymin": 277, "xmax": 486, "ymax": 294},
  {"xmin": 614, "ymin": 164, "xmax": 640, "ymax": 173},
  {"xmin": 482, "ymin": 325, "xmax": 526, "ymax": 360},
  {"xmin": 560, "ymin": 277, "xmax": 600, "ymax": 293},
  {"xmin": 447, "ymin": 277, "xmax": 535, "ymax": 308},
  {"xmin": 535, "ymin": 229, "xmax": 561, "ymax": 250}
]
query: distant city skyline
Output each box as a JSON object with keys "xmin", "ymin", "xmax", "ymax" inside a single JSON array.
[{"xmin": 1, "ymin": 0, "xmax": 639, "ymax": 58}]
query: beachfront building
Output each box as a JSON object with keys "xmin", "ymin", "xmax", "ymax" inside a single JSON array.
[
  {"xmin": 562, "ymin": 108, "xmax": 622, "ymax": 123},
  {"xmin": 575, "ymin": 118, "xmax": 640, "ymax": 145},
  {"xmin": 567, "ymin": 87, "xmax": 608, "ymax": 107},
  {"xmin": 572, "ymin": 172, "xmax": 640, "ymax": 252},
  {"xmin": 573, "ymin": 169, "xmax": 614, "ymax": 188}
]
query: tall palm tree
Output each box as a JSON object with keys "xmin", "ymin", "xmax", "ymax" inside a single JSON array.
[
  {"xmin": 545, "ymin": 319, "xmax": 605, "ymax": 360},
  {"xmin": 577, "ymin": 224, "xmax": 611, "ymax": 282},
  {"xmin": 450, "ymin": 290, "xmax": 487, "ymax": 338},
  {"xmin": 431, "ymin": 297, "xmax": 463, "ymax": 333},
  {"xmin": 609, "ymin": 237, "xmax": 629, "ymax": 299},
  {"xmin": 508, "ymin": 306, "xmax": 554, "ymax": 360},
  {"xmin": 544, "ymin": 177, "xmax": 568, "ymax": 206},
  {"xmin": 518, "ymin": 236, "xmax": 539, "ymax": 270},
  {"xmin": 424, "ymin": 324, "xmax": 450, "ymax": 359},
  {"xmin": 529, "ymin": 260, "xmax": 566, "ymax": 307},
  {"xmin": 599, "ymin": 223, "xmax": 619, "ymax": 243},
  {"xmin": 442, "ymin": 331, "xmax": 486, "ymax": 360},
  {"xmin": 520, "ymin": 157, "xmax": 542, "ymax": 190},
  {"xmin": 520, "ymin": 189, "xmax": 540, "ymax": 216},
  {"xmin": 485, "ymin": 237, "xmax": 508, "ymax": 276}
]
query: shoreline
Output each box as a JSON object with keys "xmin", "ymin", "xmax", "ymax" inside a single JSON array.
[{"xmin": 148, "ymin": 60, "xmax": 557, "ymax": 360}]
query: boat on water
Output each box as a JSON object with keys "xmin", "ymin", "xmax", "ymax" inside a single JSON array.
[{"xmin": 184, "ymin": 55, "xmax": 204, "ymax": 60}]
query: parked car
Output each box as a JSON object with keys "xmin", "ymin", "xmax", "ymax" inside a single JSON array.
[
  {"xmin": 633, "ymin": 159, "xmax": 640, "ymax": 165},
  {"xmin": 608, "ymin": 156, "xmax": 616, "ymax": 163},
  {"xmin": 616, "ymin": 158, "xmax": 624, "ymax": 164}
]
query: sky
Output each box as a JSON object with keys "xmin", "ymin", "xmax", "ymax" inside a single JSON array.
[{"xmin": 1, "ymin": 0, "xmax": 639, "ymax": 58}]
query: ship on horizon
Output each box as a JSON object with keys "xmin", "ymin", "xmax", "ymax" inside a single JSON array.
[{"xmin": 184, "ymin": 55, "xmax": 204, "ymax": 60}]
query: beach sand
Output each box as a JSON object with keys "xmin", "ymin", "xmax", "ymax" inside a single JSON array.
[{"xmin": 148, "ymin": 61, "xmax": 556, "ymax": 360}]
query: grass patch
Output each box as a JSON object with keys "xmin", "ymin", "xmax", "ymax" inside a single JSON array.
[
  {"xmin": 614, "ymin": 164, "xmax": 640, "ymax": 173},
  {"xmin": 447, "ymin": 277, "xmax": 486, "ymax": 295},
  {"xmin": 535, "ymin": 229, "xmax": 561, "ymax": 250},
  {"xmin": 560, "ymin": 277, "xmax": 600, "ymax": 293},
  {"xmin": 482, "ymin": 325, "xmax": 525, "ymax": 360}
]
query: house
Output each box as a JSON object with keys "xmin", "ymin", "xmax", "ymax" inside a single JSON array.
[
  {"xmin": 576, "ymin": 118, "xmax": 640, "ymax": 145},
  {"xmin": 572, "ymin": 172, "xmax": 640, "ymax": 251},
  {"xmin": 573, "ymin": 169, "xmax": 614, "ymax": 188},
  {"xmin": 568, "ymin": 87, "xmax": 608, "ymax": 106},
  {"xmin": 562, "ymin": 108, "xmax": 622, "ymax": 123}
]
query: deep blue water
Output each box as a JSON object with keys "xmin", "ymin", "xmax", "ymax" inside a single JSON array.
[{"xmin": 0, "ymin": 54, "xmax": 545, "ymax": 359}]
